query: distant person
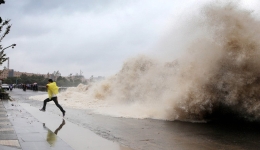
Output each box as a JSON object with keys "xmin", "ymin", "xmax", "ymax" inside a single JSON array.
[
  {"xmin": 9, "ymin": 84, "xmax": 13, "ymax": 91},
  {"xmin": 32, "ymin": 84, "xmax": 35, "ymax": 91},
  {"xmin": 39, "ymin": 79, "xmax": 66, "ymax": 117},
  {"xmin": 23, "ymin": 84, "xmax": 26, "ymax": 91}
]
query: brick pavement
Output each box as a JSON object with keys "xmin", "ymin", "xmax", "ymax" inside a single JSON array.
[{"xmin": 0, "ymin": 99, "xmax": 73, "ymax": 150}]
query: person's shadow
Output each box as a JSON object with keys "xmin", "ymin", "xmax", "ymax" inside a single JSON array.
[{"xmin": 43, "ymin": 119, "xmax": 66, "ymax": 146}]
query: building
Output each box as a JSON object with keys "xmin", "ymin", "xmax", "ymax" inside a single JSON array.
[
  {"xmin": 89, "ymin": 75, "xmax": 105, "ymax": 82},
  {"xmin": 0, "ymin": 69, "xmax": 48, "ymax": 79}
]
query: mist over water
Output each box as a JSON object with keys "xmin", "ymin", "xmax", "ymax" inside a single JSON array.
[{"xmin": 31, "ymin": 2, "xmax": 260, "ymax": 122}]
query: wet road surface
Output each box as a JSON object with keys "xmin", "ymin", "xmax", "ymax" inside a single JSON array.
[
  {"xmin": 8, "ymin": 89, "xmax": 260, "ymax": 150},
  {"xmin": 19, "ymin": 103, "xmax": 131, "ymax": 150}
]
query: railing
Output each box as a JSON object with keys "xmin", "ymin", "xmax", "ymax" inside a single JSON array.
[
  {"xmin": 37, "ymin": 86, "xmax": 68, "ymax": 92},
  {"xmin": 17, "ymin": 85, "xmax": 68, "ymax": 92}
]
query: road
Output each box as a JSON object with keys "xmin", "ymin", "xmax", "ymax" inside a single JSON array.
[{"xmin": 8, "ymin": 88, "xmax": 260, "ymax": 150}]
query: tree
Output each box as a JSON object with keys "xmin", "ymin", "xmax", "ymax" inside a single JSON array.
[
  {"xmin": 0, "ymin": 18, "xmax": 11, "ymax": 72},
  {"xmin": 0, "ymin": 0, "xmax": 5, "ymax": 24},
  {"xmin": 0, "ymin": 1, "xmax": 15, "ymax": 76},
  {"xmin": 51, "ymin": 71, "xmax": 61, "ymax": 81}
]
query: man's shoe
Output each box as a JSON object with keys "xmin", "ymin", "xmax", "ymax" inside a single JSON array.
[
  {"xmin": 62, "ymin": 111, "xmax": 66, "ymax": 117},
  {"xmin": 39, "ymin": 109, "xmax": 45, "ymax": 112}
]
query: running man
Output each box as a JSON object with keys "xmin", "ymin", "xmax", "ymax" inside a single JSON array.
[{"xmin": 39, "ymin": 79, "xmax": 66, "ymax": 117}]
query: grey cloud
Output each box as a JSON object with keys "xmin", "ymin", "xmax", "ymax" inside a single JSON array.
[{"xmin": 1, "ymin": 0, "xmax": 207, "ymax": 77}]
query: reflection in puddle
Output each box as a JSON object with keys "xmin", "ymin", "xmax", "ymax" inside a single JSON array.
[
  {"xmin": 54, "ymin": 119, "xmax": 66, "ymax": 134},
  {"xmin": 46, "ymin": 130, "xmax": 57, "ymax": 146},
  {"xmin": 43, "ymin": 119, "xmax": 66, "ymax": 146}
]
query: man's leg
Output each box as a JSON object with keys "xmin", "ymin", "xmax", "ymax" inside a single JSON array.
[
  {"xmin": 52, "ymin": 97, "xmax": 65, "ymax": 115},
  {"xmin": 41, "ymin": 98, "xmax": 52, "ymax": 110}
]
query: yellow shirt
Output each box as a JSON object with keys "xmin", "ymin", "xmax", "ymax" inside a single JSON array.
[{"xmin": 47, "ymin": 82, "xmax": 59, "ymax": 99}]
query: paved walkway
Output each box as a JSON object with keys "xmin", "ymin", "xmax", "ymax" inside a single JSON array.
[{"xmin": 0, "ymin": 99, "xmax": 73, "ymax": 150}]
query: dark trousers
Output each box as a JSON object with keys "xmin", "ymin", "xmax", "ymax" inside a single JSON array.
[{"xmin": 42, "ymin": 97, "xmax": 65, "ymax": 113}]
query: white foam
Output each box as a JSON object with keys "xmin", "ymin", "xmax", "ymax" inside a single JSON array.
[{"xmin": 30, "ymin": 1, "xmax": 260, "ymax": 121}]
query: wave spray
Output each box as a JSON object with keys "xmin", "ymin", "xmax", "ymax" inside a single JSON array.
[{"xmin": 31, "ymin": 2, "xmax": 260, "ymax": 122}]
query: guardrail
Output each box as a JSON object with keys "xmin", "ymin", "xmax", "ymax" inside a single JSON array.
[
  {"xmin": 17, "ymin": 86, "xmax": 68, "ymax": 92},
  {"xmin": 35, "ymin": 86, "xmax": 68, "ymax": 92}
]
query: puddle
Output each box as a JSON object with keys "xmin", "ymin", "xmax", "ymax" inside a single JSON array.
[{"xmin": 20, "ymin": 103, "xmax": 133, "ymax": 150}]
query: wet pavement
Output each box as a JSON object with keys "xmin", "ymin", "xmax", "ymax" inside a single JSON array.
[
  {"xmin": 5, "ymin": 89, "xmax": 260, "ymax": 150},
  {"xmin": 0, "ymin": 100, "xmax": 20, "ymax": 150},
  {"xmin": 19, "ymin": 103, "xmax": 132, "ymax": 150},
  {"xmin": 1, "ymin": 89, "xmax": 133, "ymax": 150},
  {"xmin": 0, "ymin": 99, "xmax": 73, "ymax": 150}
]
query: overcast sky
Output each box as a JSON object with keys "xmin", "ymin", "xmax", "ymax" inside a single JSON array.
[{"xmin": 0, "ymin": 0, "xmax": 259, "ymax": 78}]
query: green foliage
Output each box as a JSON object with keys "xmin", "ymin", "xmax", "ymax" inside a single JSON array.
[
  {"xmin": 3, "ymin": 74, "xmax": 86, "ymax": 87},
  {"xmin": 0, "ymin": 0, "xmax": 5, "ymax": 5},
  {"xmin": 0, "ymin": 19, "xmax": 11, "ymax": 73},
  {"xmin": 0, "ymin": 20, "xmax": 11, "ymax": 42},
  {"xmin": 0, "ymin": 1, "xmax": 13, "ymax": 76}
]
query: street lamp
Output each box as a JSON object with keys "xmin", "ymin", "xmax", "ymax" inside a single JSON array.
[
  {"xmin": 0, "ymin": 44, "xmax": 16, "ymax": 69},
  {"xmin": 1, "ymin": 44, "xmax": 16, "ymax": 52}
]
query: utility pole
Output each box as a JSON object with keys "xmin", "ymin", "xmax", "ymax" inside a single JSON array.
[{"xmin": 7, "ymin": 57, "xmax": 9, "ymax": 69}]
